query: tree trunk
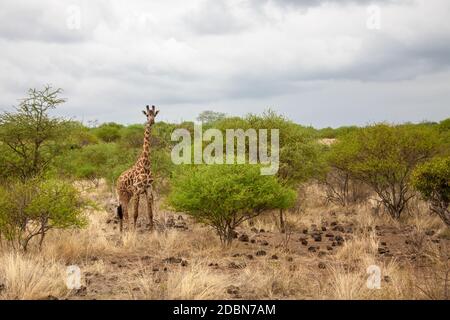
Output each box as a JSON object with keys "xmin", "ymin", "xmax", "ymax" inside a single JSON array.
[{"xmin": 279, "ymin": 209, "xmax": 286, "ymax": 234}]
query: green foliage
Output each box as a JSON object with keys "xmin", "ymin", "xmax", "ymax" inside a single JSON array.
[
  {"xmin": 0, "ymin": 86, "xmax": 71, "ymax": 181},
  {"xmin": 119, "ymin": 124, "xmax": 145, "ymax": 149},
  {"xmin": 0, "ymin": 179, "xmax": 87, "ymax": 251},
  {"xmin": 329, "ymin": 123, "xmax": 439, "ymax": 218},
  {"xmin": 438, "ymin": 118, "xmax": 450, "ymax": 133},
  {"xmin": 57, "ymin": 143, "xmax": 136, "ymax": 186},
  {"xmin": 66, "ymin": 121, "xmax": 99, "ymax": 148},
  {"xmin": 93, "ymin": 122, "xmax": 124, "ymax": 143},
  {"xmin": 197, "ymin": 110, "xmax": 227, "ymax": 124},
  {"xmin": 214, "ymin": 110, "xmax": 325, "ymax": 186},
  {"xmin": 412, "ymin": 156, "xmax": 450, "ymax": 226},
  {"xmin": 317, "ymin": 126, "xmax": 359, "ymax": 139},
  {"xmin": 167, "ymin": 164, "xmax": 296, "ymax": 244}
]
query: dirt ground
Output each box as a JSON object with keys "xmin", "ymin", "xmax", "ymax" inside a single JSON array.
[{"xmin": 1, "ymin": 182, "xmax": 449, "ymax": 300}]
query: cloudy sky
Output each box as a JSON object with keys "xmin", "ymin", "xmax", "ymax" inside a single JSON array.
[{"xmin": 0, "ymin": 0, "xmax": 449, "ymax": 127}]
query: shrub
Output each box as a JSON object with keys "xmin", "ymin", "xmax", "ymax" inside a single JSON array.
[
  {"xmin": 412, "ymin": 156, "xmax": 450, "ymax": 226},
  {"xmin": 93, "ymin": 122, "xmax": 123, "ymax": 143},
  {"xmin": 167, "ymin": 164, "xmax": 296, "ymax": 245},
  {"xmin": 329, "ymin": 123, "xmax": 439, "ymax": 219},
  {"xmin": 0, "ymin": 179, "xmax": 87, "ymax": 251}
]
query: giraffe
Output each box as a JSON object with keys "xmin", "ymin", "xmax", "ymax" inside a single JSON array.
[{"xmin": 116, "ymin": 105, "xmax": 159, "ymax": 232}]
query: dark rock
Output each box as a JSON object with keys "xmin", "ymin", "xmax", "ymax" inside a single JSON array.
[
  {"xmin": 331, "ymin": 222, "xmax": 338, "ymax": 227},
  {"xmin": 318, "ymin": 251, "xmax": 327, "ymax": 257},
  {"xmin": 321, "ymin": 226, "xmax": 327, "ymax": 232},
  {"xmin": 251, "ymin": 227, "xmax": 258, "ymax": 233},
  {"xmin": 177, "ymin": 215, "xmax": 184, "ymax": 221},
  {"xmin": 152, "ymin": 267, "xmax": 159, "ymax": 272},
  {"xmin": 238, "ymin": 234, "xmax": 249, "ymax": 242},
  {"xmin": 181, "ymin": 260, "xmax": 188, "ymax": 267},
  {"xmin": 326, "ymin": 233, "xmax": 334, "ymax": 238},
  {"xmin": 332, "ymin": 242, "xmax": 337, "ymax": 247},
  {"xmin": 271, "ymin": 255, "xmax": 279, "ymax": 260},
  {"xmin": 327, "ymin": 246, "xmax": 333, "ymax": 251},
  {"xmin": 302, "ymin": 229, "xmax": 309, "ymax": 234},
  {"xmin": 166, "ymin": 217, "xmax": 175, "ymax": 228},
  {"xmin": 333, "ymin": 226, "xmax": 345, "ymax": 232},
  {"xmin": 425, "ymin": 230, "xmax": 435, "ymax": 236},
  {"xmin": 384, "ymin": 276, "xmax": 391, "ymax": 283},
  {"xmin": 229, "ymin": 262, "xmax": 246, "ymax": 269},
  {"xmin": 301, "ymin": 239, "xmax": 308, "ymax": 246},
  {"xmin": 247, "ymin": 255, "xmax": 254, "ymax": 260},
  {"xmin": 232, "ymin": 253, "xmax": 241, "ymax": 258},
  {"xmin": 318, "ymin": 262, "xmax": 326, "ymax": 270},
  {"xmin": 74, "ymin": 286, "xmax": 87, "ymax": 296},
  {"xmin": 256, "ymin": 250, "xmax": 267, "ymax": 256},
  {"xmin": 250, "ymin": 239, "xmax": 256, "ymax": 244},
  {"xmin": 226, "ymin": 285, "xmax": 240, "ymax": 295},
  {"xmin": 381, "ymin": 242, "xmax": 387, "ymax": 246},
  {"xmin": 260, "ymin": 240, "xmax": 269, "ymax": 246},
  {"xmin": 163, "ymin": 257, "xmax": 182, "ymax": 264},
  {"xmin": 287, "ymin": 257, "xmax": 294, "ymax": 262},
  {"xmin": 432, "ymin": 239, "xmax": 441, "ymax": 244},
  {"xmin": 308, "ymin": 246, "xmax": 317, "ymax": 253},
  {"xmin": 174, "ymin": 222, "xmax": 188, "ymax": 230},
  {"xmin": 259, "ymin": 229, "xmax": 266, "ymax": 233},
  {"xmin": 313, "ymin": 234, "xmax": 322, "ymax": 242}
]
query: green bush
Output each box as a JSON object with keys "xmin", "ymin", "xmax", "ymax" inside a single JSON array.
[
  {"xmin": 93, "ymin": 122, "xmax": 123, "ymax": 143},
  {"xmin": 412, "ymin": 156, "xmax": 450, "ymax": 226},
  {"xmin": 329, "ymin": 123, "xmax": 439, "ymax": 219},
  {"xmin": 167, "ymin": 164, "xmax": 296, "ymax": 244},
  {"xmin": 0, "ymin": 179, "xmax": 87, "ymax": 251}
]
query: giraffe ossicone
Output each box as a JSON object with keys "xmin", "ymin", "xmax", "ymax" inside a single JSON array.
[{"xmin": 116, "ymin": 105, "xmax": 159, "ymax": 232}]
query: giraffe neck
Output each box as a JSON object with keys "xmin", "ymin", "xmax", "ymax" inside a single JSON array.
[{"xmin": 137, "ymin": 122, "xmax": 152, "ymax": 171}]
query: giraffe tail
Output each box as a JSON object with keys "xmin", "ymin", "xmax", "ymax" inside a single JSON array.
[{"xmin": 117, "ymin": 204, "xmax": 123, "ymax": 220}]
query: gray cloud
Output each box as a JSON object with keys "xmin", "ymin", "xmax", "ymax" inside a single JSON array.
[{"xmin": 0, "ymin": 0, "xmax": 448, "ymax": 128}]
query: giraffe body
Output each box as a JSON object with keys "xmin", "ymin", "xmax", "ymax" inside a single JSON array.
[{"xmin": 116, "ymin": 105, "xmax": 159, "ymax": 231}]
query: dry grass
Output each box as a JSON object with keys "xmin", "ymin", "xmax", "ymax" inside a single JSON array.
[
  {"xmin": 0, "ymin": 252, "xmax": 68, "ymax": 300},
  {"xmin": 0, "ymin": 180, "xmax": 448, "ymax": 300}
]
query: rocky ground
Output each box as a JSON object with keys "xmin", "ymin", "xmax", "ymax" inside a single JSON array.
[{"xmin": 1, "ymin": 182, "xmax": 449, "ymax": 300}]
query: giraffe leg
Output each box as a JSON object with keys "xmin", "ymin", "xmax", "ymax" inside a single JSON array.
[
  {"xmin": 133, "ymin": 195, "xmax": 140, "ymax": 229},
  {"xmin": 145, "ymin": 188, "xmax": 154, "ymax": 231},
  {"xmin": 118, "ymin": 192, "xmax": 130, "ymax": 232}
]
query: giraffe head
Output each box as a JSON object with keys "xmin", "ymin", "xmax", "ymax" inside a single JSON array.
[{"xmin": 142, "ymin": 105, "xmax": 159, "ymax": 125}]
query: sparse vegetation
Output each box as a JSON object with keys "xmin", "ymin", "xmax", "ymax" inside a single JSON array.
[
  {"xmin": 0, "ymin": 86, "xmax": 449, "ymax": 300},
  {"xmin": 167, "ymin": 164, "xmax": 296, "ymax": 245},
  {"xmin": 412, "ymin": 156, "xmax": 450, "ymax": 226}
]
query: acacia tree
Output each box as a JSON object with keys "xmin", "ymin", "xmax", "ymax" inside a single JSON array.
[
  {"xmin": 330, "ymin": 124, "xmax": 439, "ymax": 219},
  {"xmin": 412, "ymin": 156, "xmax": 450, "ymax": 226},
  {"xmin": 0, "ymin": 179, "xmax": 87, "ymax": 251},
  {"xmin": 0, "ymin": 85, "xmax": 69, "ymax": 181},
  {"xmin": 214, "ymin": 110, "xmax": 325, "ymax": 233},
  {"xmin": 167, "ymin": 164, "xmax": 296, "ymax": 245}
]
